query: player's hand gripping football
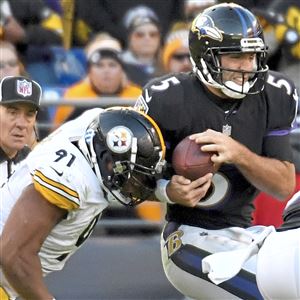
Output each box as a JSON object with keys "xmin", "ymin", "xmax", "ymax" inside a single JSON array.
[
  {"xmin": 166, "ymin": 173, "xmax": 213, "ymax": 207},
  {"xmin": 166, "ymin": 129, "xmax": 247, "ymax": 207},
  {"xmin": 190, "ymin": 129, "xmax": 247, "ymax": 166}
]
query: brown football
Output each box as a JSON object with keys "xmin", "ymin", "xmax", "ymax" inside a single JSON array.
[{"xmin": 172, "ymin": 136, "xmax": 215, "ymax": 180}]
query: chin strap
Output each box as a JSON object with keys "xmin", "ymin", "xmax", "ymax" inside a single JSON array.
[{"xmin": 221, "ymin": 81, "xmax": 249, "ymax": 99}]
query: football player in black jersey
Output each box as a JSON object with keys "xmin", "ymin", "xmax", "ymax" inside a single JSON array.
[{"xmin": 135, "ymin": 3, "xmax": 299, "ymax": 299}]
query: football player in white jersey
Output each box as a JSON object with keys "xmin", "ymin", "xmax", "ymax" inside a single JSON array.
[
  {"xmin": 0, "ymin": 107, "xmax": 166, "ymax": 300},
  {"xmin": 256, "ymin": 189, "xmax": 300, "ymax": 299}
]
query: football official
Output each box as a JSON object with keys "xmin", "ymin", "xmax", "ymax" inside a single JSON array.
[
  {"xmin": 0, "ymin": 76, "xmax": 41, "ymax": 187},
  {"xmin": 0, "ymin": 107, "xmax": 166, "ymax": 299},
  {"xmin": 135, "ymin": 3, "xmax": 299, "ymax": 299}
]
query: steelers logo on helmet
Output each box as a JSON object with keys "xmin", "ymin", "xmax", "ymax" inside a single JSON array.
[{"xmin": 106, "ymin": 126, "xmax": 133, "ymax": 154}]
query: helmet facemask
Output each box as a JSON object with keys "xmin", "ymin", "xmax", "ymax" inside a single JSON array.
[
  {"xmin": 108, "ymin": 164, "xmax": 159, "ymax": 206},
  {"xmin": 192, "ymin": 40, "xmax": 269, "ymax": 99},
  {"xmin": 93, "ymin": 132, "xmax": 165, "ymax": 206}
]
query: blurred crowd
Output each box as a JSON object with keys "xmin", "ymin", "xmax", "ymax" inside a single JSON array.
[{"xmin": 0, "ymin": 0, "xmax": 299, "ymax": 228}]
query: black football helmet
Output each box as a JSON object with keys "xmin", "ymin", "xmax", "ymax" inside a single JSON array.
[
  {"xmin": 189, "ymin": 3, "xmax": 269, "ymax": 99},
  {"xmin": 79, "ymin": 107, "xmax": 166, "ymax": 206}
]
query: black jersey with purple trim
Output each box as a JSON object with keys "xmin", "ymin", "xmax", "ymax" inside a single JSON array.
[{"xmin": 135, "ymin": 70, "xmax": 298, "ymax": 229}]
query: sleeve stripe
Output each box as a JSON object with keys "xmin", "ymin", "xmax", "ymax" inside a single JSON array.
[
  {"xmin": 34, "ymin": 170, "xmax": 79, "ymax": 198},
  {"xmin": 266, "ymin": 129, "xmax": 291, "ymax": 136},
  {"xmin": 0, "ymin": 287, "xmax": 9, "ymax": 300},
  {"xmin": 32, "ymin": 170, "xmax": 80, "ymax": 210},
  {"xmin": 33, "ymin": 179, "xmax": 79, "ymax": 210}
]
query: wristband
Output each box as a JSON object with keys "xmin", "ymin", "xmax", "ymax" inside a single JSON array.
[{"xmin": 155, "ymin": 179, "xmax": 174, "ymax": 204}]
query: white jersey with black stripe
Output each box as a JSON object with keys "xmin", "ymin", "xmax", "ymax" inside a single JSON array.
[{"xmin": 0, "ymin": 108, "xmax": 109, "ymax": 276}]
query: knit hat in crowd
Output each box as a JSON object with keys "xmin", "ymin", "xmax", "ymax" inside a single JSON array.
[
  {"xmin": 85, "ymin": 32, "xmax": 124, "ymax": 69},
  {"xmin": 162, "ymin": 28, "xmax": 190, "ymax": 70},
  {"xmin": 85, "ymin": 34, "xmax": 122, "ymax": 60},
  {"xmin": 88, "ymin": 48, "xmax": 125, "ymax": 69},
  {"xmin": 0, "ymin": 76, "xmax": 41, "ymax": 110},
  {"xmin": 123, "ymin": 5, "xmax": 160, "ymax": 35}
]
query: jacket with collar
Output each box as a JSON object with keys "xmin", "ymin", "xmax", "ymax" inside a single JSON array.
[{"xmin": 0, "ymin": 146, "xmax": 31, "ymax": 187}]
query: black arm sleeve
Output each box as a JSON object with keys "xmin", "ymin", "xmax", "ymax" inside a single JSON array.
[{"xmin": 263, "ymin": 134, "xmax": 294, "ymax": 162}]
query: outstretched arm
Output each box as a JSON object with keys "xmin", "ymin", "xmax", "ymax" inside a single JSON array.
[{"xmin": 0, "ymin": 184, "xmax": 66, "ymax": 299}]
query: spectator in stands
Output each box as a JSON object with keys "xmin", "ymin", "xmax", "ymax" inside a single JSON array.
[
  {"xmin": 0, "ymin": 41, "xmax": 27, "ymax": 79},
  {"xmin": 53, "ymin": 33, "xmax": 141, "ymax": 127},
  {"xmin": 72, "ymin": 0, "xmax": 185, "ymax": 47},
  {"xmin": 0, "ymin": 0, "xmax": 63, "ymax": 63},
  {"xmin": 161, "ymin": 23, "xmax": 192, "ymax": 74},
  {"xmin": 0, "ymin": 76, "xmax": 41, "ymax": 187},
  {"xmin": 0, "ymin": 40, "xmax": 50, "ymax": 140},
  {"xmin": 121, "ymin": 6, "xmax": 163, "ymax": 87}
]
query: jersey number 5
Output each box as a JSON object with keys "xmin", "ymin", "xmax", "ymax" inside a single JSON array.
[{"xmin": 151, "ymin": 76, "xmax": 180, "ymax": 91}]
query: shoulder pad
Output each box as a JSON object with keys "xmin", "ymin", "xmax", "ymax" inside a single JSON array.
[
  {"xmin": 266, "ymin": 70, "xmax": 298, "ymax": 99},
  {"xmin": 135, "ymin": 73, "xmax": 190, "ymax": 114},
  {"xmin": 265, "ymin": 70, "xmax": 298, "ymax": 131}
]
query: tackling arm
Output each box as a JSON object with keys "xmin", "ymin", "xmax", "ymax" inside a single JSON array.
[{"xmin": 0, "ymin": 184, "xmax": 66, "ymax": 299}]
